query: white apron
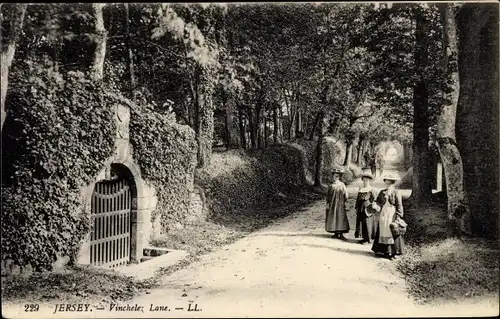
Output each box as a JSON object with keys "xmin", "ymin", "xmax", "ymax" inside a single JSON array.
[{"xmin": 378, "ymin": 201, "xmax": 396, "ymax": 245}]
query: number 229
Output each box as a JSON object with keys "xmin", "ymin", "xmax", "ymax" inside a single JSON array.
[{"xmin": 24, "ymin": 304, "xmax": 39, "ymax": 312}]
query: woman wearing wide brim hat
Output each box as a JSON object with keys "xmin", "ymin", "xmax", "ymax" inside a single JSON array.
[
  {"xmin": 360, "ymin": 172, "xmax": 374, "ymax": 180},
  {"xmin": 371, "ymin": 172, "xmax": 405, "ymax": 260},
  {"xmin": 354, "ymin": 171, "xmax": 376, "ymax": 243},
  {"xmin": 382, "ymin": 173, "xmax": 400, "ymax": 183},
  {"xmin": 325, "ymin": 166, "xmax": 350, "ymax": 240}
]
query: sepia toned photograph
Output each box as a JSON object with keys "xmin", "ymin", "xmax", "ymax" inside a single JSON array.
[{"xmin": 1, "ymin": 1, "xmax": 499, "ymax": 318}]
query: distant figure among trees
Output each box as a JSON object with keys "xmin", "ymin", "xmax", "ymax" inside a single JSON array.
[
  {"xmin": 369, "ymin": 153, "xmax": 377, "ymax": 177},
  {"xmin": 363, "ymin": 151, "xmax": 371, "ymax": 170},
  {"xmin": 376, "ymin": 153, "xmax": 385, "ymax": 177}
]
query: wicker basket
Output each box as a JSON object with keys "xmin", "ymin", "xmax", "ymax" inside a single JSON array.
[{"xmin": 390, "ymin": 222, "xmax": 407, "ymax": 236}]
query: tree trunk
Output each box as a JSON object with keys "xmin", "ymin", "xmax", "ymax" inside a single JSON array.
[
  {"xmin": 456, "ymin": 4, "xmax": 498, "ymax": 238},
  {"xmin": 352, "ymin": 142, "xmax": 359, "ymax": 164},
  {"xmin": 223, "ymin": 94, "xmax": 235, "ymax": 150},
  {"xmin": 255, "ymin": 100, "xmax": 262, "ymax": 149},
  {"xmin": 91, "ymin": 4, "xmax": 107, "ymax": 83},
  {"xmin": 436, "ymin": 3, "xmax": 468, "ymax": 237},
  {"xmin": 124, "ymin": 3, "xmax": 136, "ymax": 101},
  {"xmin": 288, "ymin": 111, "xmax": 296, "ymax": 140},
  {"xmin": 264, "ymin": 115, "xmax": 268, "ymax": 148},
  {"xmin": 1, "ymin": 4, "xmax": 27, "ymax": 132},
  {"xmin": 314, "ymin": 112, "xmax": 326, "ymax": 186},
  {"xmin": 308, "ymin": 112, "xmax": 321, "ymax": 141},
  {"xmin": 238, "ymin": 107, "xmax": 246, "ymax": 149},
  {"xmin": 196, "ymin": 90, "xmax": 213, "ymax": 168},
  {"xmin": 356, "ymin": 137, "xmax": 365, "ymax": 165},
  {"xmin": 329, "ymin": 117, "xmax": 341, "ymax": 135},
  {"xmin": 343, "ymin": 141, "xmax": 353, "ymax": 167},
  {"xmin": 273, "ymin": 103, "xmax": 279, "ymax": 144},
  {"xmin": 279, "ymin": 106, "xmax": 285, "ymax": 143},
  {"xmin": 192, "ymin": 69, "xmax": 213, "ymax": 168},
  {"xmin": 246, "ymin": 105, "xmax": 256, "ymax": 149},
  {"xmin": 296, "ymin": 109, "xmax": 303, "ymax": 135},
  {"xmin": 412, "ymin": 8, "xmax": 433, "ymax": 204},
  {"xmin": 359, "ymin": 140, "xmax": 366, "ymax": 168},
  {"xmin": 283, "ymin": 90, "xmax": 296, "ymax": 141},
  {"xmin": 224, "ymin": 108, "xmax": 234, "ymax": 150}
]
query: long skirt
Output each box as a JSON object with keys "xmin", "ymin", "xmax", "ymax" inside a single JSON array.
[
  {"xmin": 371, "ymin": 203, "xmax": 405, "ymax": 256},
  {"xmin": 371, "ymin": 212, "xmax": 379, "ymax": 240},
  {"xmin": 355, "ymin": 210, "xmax": 374, "ymax": 242},
  {"xmin": 371, "ymin": 225, "xmax": 405, "ymax": 255},
  {"xmin": 325, "ymin": 202, "xmax": 349, "ymax": 234}
]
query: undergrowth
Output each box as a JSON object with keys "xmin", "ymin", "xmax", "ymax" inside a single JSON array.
[
  {"xmin": 396, "ymin": 199, "xmax": 499, "ymax": 304},
  {"xmin": 1, "ymin": 265, "xmax": 156, "ymax": 305}
]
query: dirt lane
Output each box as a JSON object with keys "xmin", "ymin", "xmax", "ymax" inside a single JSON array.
[{"xmin": 3, "ymin": 174, "xmax": 498, "ymax": 318}]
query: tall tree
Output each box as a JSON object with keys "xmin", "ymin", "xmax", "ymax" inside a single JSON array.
[
  {"xmin": 152, "ymin": 4, "xmax": 220, "ymax": 167},
  {"xmin": 435, "ymin": 3, "xmax": 467, "ymax": 237},
  {"xmin": 412, "ymin": 7, "xmax": 433, "ymax": 204},
  {"xmin": 456, "ymin": 3, "xmax": 499, "ymax": 238},
  {"xmin": 1, "ymin": 4, "xmax": 27, "ymax": 132},
  {"xmin": 90, "ymin": 4, "xmax": 106, "ymax": 82}
]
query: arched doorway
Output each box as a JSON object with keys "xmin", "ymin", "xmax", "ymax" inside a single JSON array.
[{"xmin": 89, "ymin": 164, "xmax": 138, "ymax": 268}]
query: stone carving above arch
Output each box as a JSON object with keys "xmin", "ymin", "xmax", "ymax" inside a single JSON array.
[{"xmin": 116, "ymin": 103, "xmax": 130, "ymax": 139}]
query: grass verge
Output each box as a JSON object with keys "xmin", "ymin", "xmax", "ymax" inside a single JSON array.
[
  {"xmin": 395, "ymin": 199, "xmax": 499, "ymax": 304},
  {"xmin": 1, "ymin": 265, "xmax": 156, "ymax": 305}
]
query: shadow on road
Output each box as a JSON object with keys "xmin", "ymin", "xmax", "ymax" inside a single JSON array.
[
  {"xmin": 251, "ymin": 232, "xmax": 363, "ymax": 244},
  {"xmin": 295, "ymin": 243, "xmax": 378, "ymax": 258}
]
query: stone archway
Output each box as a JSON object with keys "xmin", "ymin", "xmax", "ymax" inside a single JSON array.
[
  {"xmin": 88, "ymin": 168, "xmax": 135, "ymax": 268},
  {"xmin": 77, "ymin": 96, "xmax": 157, "ymax": 268}
]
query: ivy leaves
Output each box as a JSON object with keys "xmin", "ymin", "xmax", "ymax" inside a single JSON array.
[
  {"xmin": 2, "ymin": 66, "xmax": 115, "ymax": 271},
  {"xmin": 129, "ymin": 101, "xmax": 197, "ymax": 232}
]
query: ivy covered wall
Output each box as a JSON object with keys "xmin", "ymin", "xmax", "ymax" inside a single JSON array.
[
  {"xmin": 1, "ymin": 67, "xmax": 116, "ymax": 271},
  {"xmin": 129, "ymin": 103, "xmax": 198, "ymax": 234}
]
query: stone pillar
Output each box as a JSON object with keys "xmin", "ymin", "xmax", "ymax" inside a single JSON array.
[{"xmin": 77, "ymin": 233, "xmax": 91, "ymax": 265}]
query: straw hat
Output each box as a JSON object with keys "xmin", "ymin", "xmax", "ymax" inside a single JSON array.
[
  {"xmin": 382, "ymin": 173, "xmax": 400, "ymax": 181},
  {"xmin": 361, "ymin": 172, "xmax": 374, "ymax": 180}
]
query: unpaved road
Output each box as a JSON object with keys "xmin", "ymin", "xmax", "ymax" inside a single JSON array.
[{"xmin": 3, "ymin": 175, "xmax": 498, "ymax": 318}]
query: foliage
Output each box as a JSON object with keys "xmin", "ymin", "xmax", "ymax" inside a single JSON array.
[
  {"xmin": 129, "ymin": 100, "xmax": 197, "ymax": 232},
  {"xmin": 1, "ymin": 63, "xmax": 115, "ymax": 271},
  {"xmin": 195, "ymin": 146, "xmax": 308, "ymax": 221},
  {"xmin": 363, "ymin": 4, "xmax": 448, "ymax": 128},
  {"xmin": 295, "ymin": 137, "xmax": 345, "ymax": 183}
]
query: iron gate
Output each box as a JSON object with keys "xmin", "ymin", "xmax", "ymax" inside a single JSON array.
[{"xmin": 90, "ymin": 178, "xmax": 131, "ymax": 268}]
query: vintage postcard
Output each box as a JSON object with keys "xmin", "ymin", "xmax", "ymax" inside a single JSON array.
[{"xmin": 1, "ymin": 1, "xmax": 499, "ymax": 318}]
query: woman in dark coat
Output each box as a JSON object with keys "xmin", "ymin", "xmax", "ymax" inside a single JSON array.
[
  {"xmin": 354, "ymin": 172, "xmax": 377, "ymax": 244},
  {"xmin": 325, "ymin": 167, "xmax": 349, "ymax": 240},
  {"xmin": 371, "ymin": 174, "xmax": 405, "ymax": 260}
]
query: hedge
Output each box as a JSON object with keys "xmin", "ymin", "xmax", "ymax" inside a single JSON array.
[
  {"xmin": 129, "ymin": 103, "xmax": 197, "ymax": 233},
  {"xmin": 195, "ymin": 145, "xmax": 307, "ymax": 219},
  {"xmin": 1, "ymin": 66, "xmax": 116, "ymax": 271}
]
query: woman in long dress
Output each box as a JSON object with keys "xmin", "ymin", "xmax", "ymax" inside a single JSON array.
[
  {"xmin": 354, "ymin": 173, "xmax": 376, "ymax": 244},
  {"xmin": 371, "ymin": 174, "xmax": 405, "ymax": 259},
  {"xmin": 325, "ymin": 167, "xmax": 349, "ymax": 240}
]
